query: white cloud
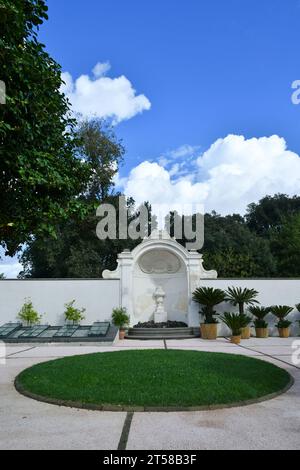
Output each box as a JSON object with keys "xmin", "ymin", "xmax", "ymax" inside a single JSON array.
[
  {"xmin": 61, "ymin": 63, "xmax": 151, "ymax": 124},
  {"xmin": 0, "ymin": 257, "xmax": 22, "ymax": 278},
  {"xmin": 121, "ymin": 135, "xmax": 300, "ymax": 215},
  {"xmin": 124, "ymin": 161, "xmax": 208, "ymax": 216},
  {"xmin": 168, "ymin": 144, "xmax": 200, "ymax": 159},
  {"xmin": 0, "ymin": 248, "xmax": 23, "ymax": 279},
  {"xmin": 92, "ymin": 61, "xmax": 111, "ymax": 77},
  {"xmin": 0, "ymin": 263, "xmax": 22, "ymax": 278}
]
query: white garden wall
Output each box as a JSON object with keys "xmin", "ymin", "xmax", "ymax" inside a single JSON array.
[
  {"xmin": 0, "ymin": 279, "xmax": 120, "ymax": 326},
  {"xmin": 194, "ymin": 279, "xmax": 300, "ymax": 336},
  {"xmin": 0, "ymin": 278, "xmax": 299, "ymax": 337}
]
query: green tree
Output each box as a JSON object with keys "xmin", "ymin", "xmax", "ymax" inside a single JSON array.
[
  {"xmin": 0, "ymin": 0, "xmax": 89, "ymax": 255},
  {"xmin": 19, "ymin": 195, "xmax": 140, "ymax": 278},
  {"xmin": 18, "ymin": 117, "xmax": 160, "ymax": 278},
  {"xmin": 77, "ymin": 119, "xmax": 124, "ymax": 200},
  {"xmin": 269, "ymin": 214, "xmax": 300, "ymax": 277},
  {"xmin": 246, "ymin": 194, "xmax": 300, "ymax": 237},
  {"xmin": 202, "ymin": 212, "xmax": 276, "ymax": 277}
]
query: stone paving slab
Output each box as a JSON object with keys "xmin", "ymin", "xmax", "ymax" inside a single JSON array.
[
  {"xmin": 166, "ymin": 345, "xmax": 264, "ymax": 356},
  {"xmin": 4, "ymin": 345, "xmax": 115, "ymax": 359},
  {"xmin": 241, "ymin": 346, "xmax": 296, "ymax": 356},
  {"xmin": 242, "ymin": 337, "xmax": 298, "ymax": 346},
  {"xmin": 0, "ymin": 356, "xmax": 126, "ymax": 450},
  {"xmin": 127, "ymin": 359, "xmax": 300, "ymax": 450}
]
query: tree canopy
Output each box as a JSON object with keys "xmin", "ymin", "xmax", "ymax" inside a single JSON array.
[
  {"xmin": 245, "ymin": 194, "xmax": 300, "ymax": 236},
  {"xmin": 0, "ymin": 0, "xmax": 89, "ymax": 255}
]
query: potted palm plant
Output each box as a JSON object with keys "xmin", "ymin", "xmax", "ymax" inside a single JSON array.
[
  {"xmin": 225, "ymin": 287, "xmax": 259, "ymax": 339},
  {"xmin": 192, "ymin": 287, "xmax": 226, "ymax": 340},
  {"xmin": 297, "ymin": 304, "xmax": 300, "ymax": 334},
  {"xmin": 270, "ymin": 305, "xmax": 293, "ymax": 338},
  {"xmin": 220, "ymin": 312, "xmax": 252, "ymax": 344},
  {"xmin": 248, "ymin": 306, "xmax": 270, "ymax": 338},
  {"xmin": 112, "ymin": 307, "xmax": 130, "ymax": 340}
]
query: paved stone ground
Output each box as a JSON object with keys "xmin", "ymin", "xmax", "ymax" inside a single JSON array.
[{"xmin": 1, "ymin": 338, "xmax": 300, "ymax": 450}]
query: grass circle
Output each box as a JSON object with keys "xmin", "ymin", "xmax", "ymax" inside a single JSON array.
[{"xmin": 15, "ymin": 350, "xmax": 292, "ymax": 410}]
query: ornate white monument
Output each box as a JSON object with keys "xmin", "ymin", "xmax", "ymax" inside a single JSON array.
[{"xmin": 103, "ymin": 230, "xmax": 217, "ymax": 326}]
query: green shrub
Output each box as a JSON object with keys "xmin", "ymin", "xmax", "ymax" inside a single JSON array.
[
  {"xmin": 111, "ymin": 307, "xmax": 130, "ymax": 330},
  {"xmin": 249, "ymin": 306, "xmax": 270, "ymax": 329},
  {"xmin": 270, "ymin": 305, "xmax": 293, "ymax": 329},
  {"xmin": 64, "ymin": 300, "xmax": 86, "ymax": 325},
  {"xmin": 275, "ymin": 319, "xmax": 292, "ymax": 329},
  {"xmin": 192, "ymin": 287, "xmax": 226, "ymax": 324},
  {"xmin": 225, "ymin": 287, "xmax": 259, "ymax": 315},
  {"xmin": 17, "ymin": 299, "xmax": 42, "ymax": 326}
]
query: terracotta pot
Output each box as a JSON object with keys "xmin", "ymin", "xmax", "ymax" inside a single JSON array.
[
  {"xmin": 200, "ymin": 323, "xmax": 218, "ymax": 340},
  {"xmin": 230, "ymin": 335, "xmax": 241, "ymax": 344},
  {"xmin": 278, "ymin": 327, "xmax": 290, "ymax": 338},
  {"xmin": 241, "ymin": 326, "xmax": 251, "ymax": 340},
  {"xmin": 256, "ymin": 328, "xmax": 269, "ymax": 338},
  {"xmin": 119, "ymin": 329, "xmax": 126, "ymax": 340}
]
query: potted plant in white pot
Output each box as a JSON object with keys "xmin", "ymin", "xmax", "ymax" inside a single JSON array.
[
  {"xmin": 221, "ymin": 312, "xmax": 252, "ymax": 344},
  {"xmin": 112, "ymin": 307, "xmax": 130, "ymax": 340},
  {"xmin": 192, "ymin": 287, "xmax": 226, "ymax": 340},
  {"xmin": 270, "ymin": 305, "xmax": 293, "ymax": 338},
  {"xmin": 248, "ymin": 306, "xmax": 270, "ymax": 338}
]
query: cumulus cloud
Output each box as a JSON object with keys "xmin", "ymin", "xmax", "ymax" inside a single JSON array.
[
  {"xmin": 61, "ymin": 63, "xmax": 151, "ymax": 124},
  {"xmin": 0, "ymin": 250, "xmax": 22, "ymax": 278},
  {"xmin": 121, "ymin": 135, "xmax": 300, "ymax": 215},
  {"xmin": 92, "ymin": 61, "xmax": 111, "ymax": 77}
]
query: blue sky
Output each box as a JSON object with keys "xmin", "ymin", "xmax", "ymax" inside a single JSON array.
[
  {"xmin": 2, "ymin": 0, "xmax": 300, "ymax": 277},
  {"xmin": 41, "ymin": 0, "xmax": 300, "ymax": 162},
  {"xmin": 39, "ymin": 0, "xmax": 300, "ymax": 216}
]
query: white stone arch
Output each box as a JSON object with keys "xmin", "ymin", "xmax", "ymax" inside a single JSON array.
[
  {"xmin": 132, "ymin": 245, "xmax": 189, "ymax": 325},
  {"xmin": 103, "ymin": 230, "xmax": 217, "ymax": 326}
]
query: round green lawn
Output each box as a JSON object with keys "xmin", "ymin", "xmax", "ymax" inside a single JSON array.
[{"xmin": 15, "ymin": 350, "xmax": 291, "ymax": 409}]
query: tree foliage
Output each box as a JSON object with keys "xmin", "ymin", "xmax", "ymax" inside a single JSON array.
[
  {"xmin": 18, "ymin": 118, "xmax": 137, "ymax": 278},
  {"xmin": 77, "ymin": 119, "xmax": 124, "ymax": 200},
  {"xmin": 202, "ymin": 212, "xmax": 276, "ymax": 277},
  {"xmin": 0, "ymin": 0, "xmax": 89, "ymax": 255},
  {"xmin": 269, "ymin": 214, "xmax": 300, "ymax": 277},
  {"xmin": 246, "ymin": 194, "xmax": 300, "ymax": 236}
]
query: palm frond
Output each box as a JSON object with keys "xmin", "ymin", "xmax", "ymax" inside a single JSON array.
[
  {"xmin": 221, "ymin": 312, "xmax": 251, "ymax": 336},
  {"xmin": 248, "ymin": 305, "xmax": 270, "ymax": 320},
  {"xmin": 192, "ymin": 287, "xmax": 226, "ymax": 307},
  {"xmin": 269, "ymin": 305, "xmax": 293, "ymax": 320},
  {"xmin": 225, "ymin": 286, "xmax": 259, "ymax": 306}
]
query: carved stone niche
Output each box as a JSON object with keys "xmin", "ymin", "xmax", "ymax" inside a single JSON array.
[{"xmin": 138, "ymin": 249, "xmax": 181, "ymax": 275}]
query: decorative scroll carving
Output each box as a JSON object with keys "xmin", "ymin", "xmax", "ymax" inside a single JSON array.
[{"xmin": 138, "ymin": 250, "xmax": 181, "ymax": 274}]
